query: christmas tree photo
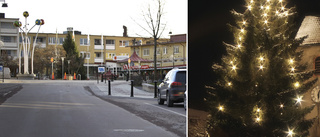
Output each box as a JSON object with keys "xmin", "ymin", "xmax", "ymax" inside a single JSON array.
[{"xmin": 206, "ymin": 0, "xmax": 317, "ymax": 136}]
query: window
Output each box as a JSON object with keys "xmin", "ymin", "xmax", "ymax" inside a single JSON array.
[
  {"xmin": 119, "ymin": 40, "xmax": 129, "ymax": 47},
  {"xmin": 1, "ymin": 22, "xmax": 15, "ymax": 29},
  {"xmin": 163, "ymin": 47, "xmax": 167, "ymax": 54},
  {"xmin": 315, "ymin": 57, "xmax": 320, "ymax": 75},
  {"xmin": 48, "ymin": 37, "xmax": 57, "ymax": 45},
  {"xmin": 34, "ymin": 37, "xmax": 45, "ymax": 43},
  {"xmin": 1, "ymin": 36, "xmax": 15, "ymax": 43},
  {"xmin": 106, "ymin": 53, "xmax": 115, "ymax": 59},
  {"xmin": 80, "ymin": 38, "xmax": 88, "ymax": 45},
  {"xmin": 174, "ymin": 46, "xmax": 180, "ymax": 54},
  {"xmin": 86, "ymin": 52, "xmax": 90, "ymax": 59},
  {"xmin": 143, "ymin": 48, "xmax": 150, "ymax": 56},
  {"xmin": 120, "ymin": 53, "xmax": 129, "ymax": 56},
  {"xmin": 134, "ymin": 49, "xmax": 139, "ymax": 56},
  {"xmin": 95, "ymin": 52, "xmax": 101, "ymax": 58},
  {"xmin": 58, "ymin": 38, "xmax": 64, "ymax": 45},
  {"xmin": 94, "ymin": 39, "xmax": 101, "ymax": 45},
  {"xmin": 80, "ymin": 52, "xmax": 90, "ymax": 59},
  {"xmin": 156, "ymin": 48, "xmax": 161, "ymax": 55},
  {"xmin": 19, "ymin": 36, "xmax": 31, "ymax": 43},
  {"xmin": 106, "ymin": 39, "xmax": 115, "ymax": 45}
]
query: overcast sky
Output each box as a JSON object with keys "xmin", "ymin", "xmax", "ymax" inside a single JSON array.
[{"xmin": 1, "ymin": 0, "xmax": 187, "ymax": 38}]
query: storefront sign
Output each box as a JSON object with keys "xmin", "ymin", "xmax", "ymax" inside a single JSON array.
[{"xmin": 123, "ymin": 65, "xmax": 150, "ymax": 70}]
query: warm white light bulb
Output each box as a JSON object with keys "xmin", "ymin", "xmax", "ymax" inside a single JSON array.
[
  {"xmin": 243, "ymin": 21, "xmax": 246, "ymax": 25},
  {"xmin": 294, "ymin": 82, "xmax": 300, "ymax": 88},
  {"xmin": 264, "ymin": 20, "xmax": 268, "ymax": 24},
  {"xmin": 259, "ymin": 56, "xmax": 264, "ymax": 61},
  {"xmin": 287, "ymin": 128, "xmax": 295, "ymax": 137},
  {"xmin": 291, "ymin": 67, "xmax": 295, "ymax": 72},
  {"xmin": 248, "ymin": 5, "xmax": 252, "ymax": 10},
  {"xmin": 266, "ymin": 6, "xmax": 270, "ymax": 10},
  {"xmin": 259, "ymin": 65, "xmax": 264, "ymax": 70},
  {"xmin": 256, "ymin": 117, "xmax": 261, "ymax": 122},
  {"xmin": 232, "ymin": 65, "xmax": 237, "ymax": 70},
  {"xmin": 237, "ymin": 44, "xmax": 241, "ymax": 48},
  {"xmin": 295, "ymin": 96, "xmax": 303, "ymax": 105},
  {"xmin": 289, "ymin": 59, "xmax": 294, "ymax": 64},
  {"xmin": 228, "ymin": 82, "xmax": 232, "ymax": 86},
  {"xmin": 218, "ymin": 105, "xmax": 224, "ymax": 111},
  {"xmin": 241, "ymin": 28, "xmax": 244, "ymax": 33}
]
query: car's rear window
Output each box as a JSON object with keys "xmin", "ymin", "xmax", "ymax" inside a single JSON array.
[{"xmin": 175, "ymin": 71, "xmax": 186, "ymax": 84}]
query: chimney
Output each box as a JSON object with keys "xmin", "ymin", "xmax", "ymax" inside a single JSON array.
[{"xmin": 123, "ymin": 25, "xmax": 128, "ymax": 37}]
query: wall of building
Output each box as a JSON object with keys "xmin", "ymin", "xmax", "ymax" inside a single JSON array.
[{"xmin": 297, "ymin": 45, "xmax": 320, "ymax": 136}]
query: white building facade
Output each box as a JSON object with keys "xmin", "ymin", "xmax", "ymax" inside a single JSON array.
[{"xmin": 0, "ymin": 15, "xmax": 19, "ymax": 59}]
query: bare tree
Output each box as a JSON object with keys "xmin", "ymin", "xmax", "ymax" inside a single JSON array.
[{"xmin": 134, "ymin": 0, "xmax": 167, "ymax": 82}]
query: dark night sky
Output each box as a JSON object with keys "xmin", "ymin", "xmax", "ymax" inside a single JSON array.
[{"xmin": 188, "ymin": 0, "xmax": 320, "ymax": 109}]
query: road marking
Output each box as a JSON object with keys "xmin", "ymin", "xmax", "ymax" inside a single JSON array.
[
  {"xmin": 144, "ymin": 102, "xmax": 186, "ymax": 117},
  {"xmin": 113, "ymin": 129, "xmax": 144, "ymax": 132}
]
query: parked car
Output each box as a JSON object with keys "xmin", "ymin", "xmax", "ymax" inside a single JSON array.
[{"xmin": 157, "ymin": 68, "xmax": 186, "ymax": 107}]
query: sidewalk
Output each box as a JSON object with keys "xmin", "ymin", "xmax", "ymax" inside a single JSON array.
[
  {"xmin": 1, "ymin": 79, "xmax": 155, "ymax": 98},
  {"xmin": 93, "ymin": 80, "xmax": 155, "ymax": 98}
]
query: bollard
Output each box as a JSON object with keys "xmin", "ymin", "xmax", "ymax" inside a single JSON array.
[
  {"xmin": 131, "ymin": 80, "xmax": 134, "ymax": 97},
  {"xmin": 101, "ymin": 74, "xmax": 103, "ymax": 82},
  {"xmin": 154, "ymin": 81, "xmax": 157, "ymax": 98},
  {"xmin": 108, "ymin": 80, "xmax": 111, "ymax": 95},
  {"xmin": 126, "ymin": 73, "xmax": 129, "ymax": 81},
  {"xmin": 97, "ymin": 73, "xmax": 99, "ymax": 84}
]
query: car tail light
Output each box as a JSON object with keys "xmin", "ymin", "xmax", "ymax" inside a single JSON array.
[{"xmin": 171, "ymin": 82, "xmax": 182, "ymax": 86}]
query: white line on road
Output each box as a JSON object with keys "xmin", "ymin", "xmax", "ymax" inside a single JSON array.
[
  {"xmin": 144, "ymin": 102, "xmax": 186, "ymax": 117},
  {"xmin": 113, "ymin": 129, "xmax": 144, "ymax": 132}
]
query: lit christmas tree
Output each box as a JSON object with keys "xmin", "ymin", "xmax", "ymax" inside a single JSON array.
[{"xmin": 207, "ymin": 0, "xmax": 317, "ymax": 136}]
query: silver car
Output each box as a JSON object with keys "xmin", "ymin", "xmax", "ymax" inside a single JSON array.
[{"xmin": 157, "ymin": 68, "xmax": 186, "ymax": 107}]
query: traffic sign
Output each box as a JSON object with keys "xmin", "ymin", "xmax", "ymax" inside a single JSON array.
[{"xmin": 98, "ymin": 67, "xmax": 105, "ymax": 73}]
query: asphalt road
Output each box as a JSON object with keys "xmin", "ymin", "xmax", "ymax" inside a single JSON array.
[{"xmin": 0, "ymin": 82, "xmax": 181, "ymax": 137}]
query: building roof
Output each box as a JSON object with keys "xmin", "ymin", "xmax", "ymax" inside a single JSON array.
[
  {"xmin": 296, "ymin": 16, "xmax": 320, "ymax": 46},
  {"xmin": 118, "ymin": 51, "xmax": 152, "ymax": 63}
]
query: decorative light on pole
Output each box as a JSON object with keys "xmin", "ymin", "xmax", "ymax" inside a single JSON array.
[{"xmin": 14, "ymin": 11, "xmax": 44, "ymax": 75}]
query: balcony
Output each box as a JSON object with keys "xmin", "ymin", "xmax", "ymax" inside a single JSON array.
[
  {"xmin": 95, "ymin": 58, "xmax": 103, "ymax": 63},
  {"xmin": 94, "ymin": 45, "xmax": 103, "ymax": 50},
  {"xmin": 1, "ymin": 28, "xmax": 18, "ymax": 34},
  {"xmin": 3, "ymin": 42, "xmax": 18, "ymax": 48},
  {"xmin": 106, "ymin": 44, "xmax": 115, "ymax": 50}
]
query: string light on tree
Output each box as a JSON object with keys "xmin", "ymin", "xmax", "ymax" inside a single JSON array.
[
  {"xmin": 207, "ymin": 0, "xmax": 316, "ymax": 136},
  {"xmin": 295, "ymin": 96, "xmax": 303, "ymax": 105},
  {"xmin": 286, "ymin": 128, "xmax": 295, "ymax": 137},
  {"xmin": 218, "ymin": 105, "xmax": 225, "ymax": 112}
]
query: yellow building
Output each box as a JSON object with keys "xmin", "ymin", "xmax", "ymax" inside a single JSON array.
[
  {"xmin": 22, "ymin": 29, "xmax": 169, "ymax": 79},
  {"xmin": 128, "ymin": 34, "xmax": 187, "ymax": 73}
]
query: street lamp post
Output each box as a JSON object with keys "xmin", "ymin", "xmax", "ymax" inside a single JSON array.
[
  {"xmin": 67, "ymin": 60, "xmax": 71, "ymax": 75},
  {"xmin": 61, "ymin": 57, "xmax": 65, "ymax": 79}
]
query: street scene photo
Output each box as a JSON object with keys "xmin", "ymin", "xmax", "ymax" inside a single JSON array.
[{"xmin": 0, "ymin": 0, "xmax": 186, "ymax": 137}]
